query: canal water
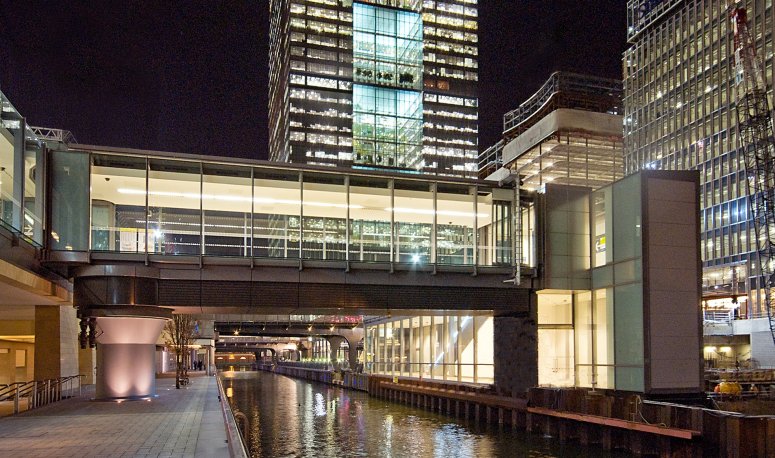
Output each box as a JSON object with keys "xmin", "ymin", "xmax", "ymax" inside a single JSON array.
[{"xmin": 221, "ymin": 371, "xmax": 630, "ymax": 458}]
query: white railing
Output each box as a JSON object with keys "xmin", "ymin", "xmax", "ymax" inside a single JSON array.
[
  {"xmin": 29, "ymin": 126, "xmax": 77, "ymax": 144},
  {"xmin": 704, "ymin": 310, "xmax": 734, "ymax": 323}
]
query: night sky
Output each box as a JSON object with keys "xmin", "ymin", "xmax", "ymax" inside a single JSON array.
[{"xmin": 0, "ymin": 1, "xmax": 626, "ymax": 161}]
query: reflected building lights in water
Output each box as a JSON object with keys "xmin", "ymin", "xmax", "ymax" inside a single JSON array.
[{"xmin": 222, "ymin": 371, "xmax": 617, "ymax": 457}]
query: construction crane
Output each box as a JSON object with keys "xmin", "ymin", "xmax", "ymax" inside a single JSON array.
[{"xmin": 728, "ymin": 1, "xmax": 775, "ymax": 346}]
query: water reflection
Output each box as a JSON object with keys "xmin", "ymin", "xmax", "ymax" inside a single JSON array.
[{"xmin": 221, "ymin": 371, "xmax": 627, "ymax": 458}]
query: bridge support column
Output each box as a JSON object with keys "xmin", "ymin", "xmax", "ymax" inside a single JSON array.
[
  {"xmin": 327, "ymin": 335, "xmax": 347, "ymax": 365},
  {"xmin": 34, "ymin": 305, "xmax": 79, "ymax": 380},
  {"xmin": 89, "ymin": 306, "xmax": 171, "ymax": 400},
  {"xmin": 493, "ymin": 305, "xmax": 538, "ymax": 396}
]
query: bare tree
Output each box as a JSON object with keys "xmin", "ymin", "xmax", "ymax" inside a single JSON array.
[{"xmin": 164, "ymin": 314, "xmax": 196, "ymax": 389}]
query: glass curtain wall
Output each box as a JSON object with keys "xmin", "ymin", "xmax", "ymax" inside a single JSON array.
[
  {"xmin": 437, "ymin": 184, "xmax": 475, "ymax": 264},
  {"xmin": 84, "ymin": 153, "xmax": 514, "ymax": 265},
  {"xmin": 253, "ymin": 169, "xmax": 300, "ymax": 258},
  {"xmin": 349, "ymin": 177, "xmax": 391, "ymax": 262},
  {"xmin": 90, "ymin": 155, "xmax": 147, "ymax": 252},
  {"xmin": 352, "ymin": 85, "xmax": 423, "ymax": 169},
  {"xmin": 0, "ymin": 117, "xmax": 45, "ymax": 246},
  {"xmin": 202, "ymin": 164, "xmax": 252, "ymax": 257},
  {"xmin": 23, "ymin": 142, "xmax": 45, "ymax": 243},
  {"xmin": 352, "ymin": 1, "xmax": 423, "ymax": 170},
  {"xmin": 393, "ymin": 180, "xmax": 433, "ymax": 262},
  {"xmin": 147, "ymin": 159, "xmax": 201, "ymax": 255},
  {"xmin": 365, "ymin": 314, "xmax": 494, "ymax": 384},
  {"xmin": 477, "ymin": 190, "xmax": 513, "ymax": 266},
  {"xmin": 353, "ymin": 3, "xmax": 422, "ymax": 90},
  {"xmin": 537, "ymin": 291, "xmax": 575, "ymax": 387},
  {"xmin": 0, "ymin": 125, "xmax": 17, "ymax": 231},
  {"xmin": 302, "ymin": 173, "xmax": 347, "ymax": 260}
]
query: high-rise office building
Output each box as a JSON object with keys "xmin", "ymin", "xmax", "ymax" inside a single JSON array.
[
  {"xmin": 624, "ymin": 0, "xmax": 775, "ymax": 365},
  {"xmin": 269, "ymin": 0, "xmax": 479, "ymax": 177}
]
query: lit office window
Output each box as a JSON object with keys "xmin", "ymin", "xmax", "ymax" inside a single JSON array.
[{"xmin": 90, "ymin": 154, "xmax": 147, "ymax": 253}]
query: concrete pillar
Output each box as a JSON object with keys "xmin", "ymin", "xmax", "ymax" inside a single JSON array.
[
  {"xmin": 208, "ymin": 342, "xmax": 216, "ymax": 375},
  {"xmin": 34, "ymin": 305, "xmax": 79, "ymax": 380},
  {"xmin": 493, "ymin": 306, "xmax": 538, "ymax": 396},
  {"xmin": 345, "ymin": 338, "xmax": 358, "ymax": 370},
  {"xmin": 91, "ymin": 307, "xmax": 170, "ymax": 400},
  {"xmin": 79, "ymin": 347, "xmax": 96, "ymax": 385},
  {"xmin": 327, "ymin": 335, "xmax": 347, "ymax": 363}
]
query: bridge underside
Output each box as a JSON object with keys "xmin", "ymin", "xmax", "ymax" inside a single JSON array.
[{"xmin": 71, "ymin": 263, "xmax": 533, "ymax": 315}]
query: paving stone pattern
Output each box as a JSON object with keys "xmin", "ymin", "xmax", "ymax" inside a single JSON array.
[{"xmin": 0, "ymin": 374, "xmax": 231, "ymax": 457}]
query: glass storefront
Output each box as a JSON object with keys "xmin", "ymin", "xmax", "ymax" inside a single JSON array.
[
  {"xmin": 81, "ymin": 150, "xmax": 517, "ymax": 266},
  {"xmin": 364, "ymin": 315, "xmax": 494, "ymax": 384}
]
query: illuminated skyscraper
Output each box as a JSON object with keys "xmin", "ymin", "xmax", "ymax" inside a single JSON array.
[
  {"xmin": 624, "ymin": 0, "xmax": 775, "ymax": 365},
  {"xmin": 269, "ymin": 0, "xmax": 479, "ymax": 177}
]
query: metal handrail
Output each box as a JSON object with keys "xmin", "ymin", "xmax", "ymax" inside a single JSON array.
[
  {"xmin": 0, "ymin": 375, "xmax": 84, "ymax": 415},
  {"xmin": 216, "ymin": 376, "xmax": 250, "ymax": 458}
]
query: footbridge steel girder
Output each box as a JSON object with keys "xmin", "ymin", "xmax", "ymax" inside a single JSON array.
[{"xmin": 71, "ymin": 263, "xmax": 532, "ymax": 315}]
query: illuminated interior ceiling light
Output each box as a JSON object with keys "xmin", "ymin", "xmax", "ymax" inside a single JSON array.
[
  {"xmin": 385, "ymin": 207, "xmax": 489, "ymax": 218},
  {"xmin": 234, "ymin": 330, "xmax": 239, "ymax": 335},
  {"xmin": 117, "ymin": 188, "xmax": 363, "ymax": 209},
  {"xmin": 411, "ymin": 254, "xmax": 421, "ymax": 263},
  {"xmin": 543, "ymin": 176, "xmax": 554, "ymax": 182}
]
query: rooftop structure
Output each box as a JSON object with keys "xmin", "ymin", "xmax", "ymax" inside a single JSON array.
[
  {"xmin": 479, "ymin": 72, "xmax": 624, "ymax": 192},
  {"xmin": 502, "ymin": 72, "xmax": 622, "ymax": 139}
]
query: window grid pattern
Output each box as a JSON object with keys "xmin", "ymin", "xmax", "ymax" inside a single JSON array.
[
  {"xmin": 624, "ymin": 0, "xmax": 775, "ymax": 316},
  {"xmin": 353, "ymin": 2, "xmax": 423, "ymax": 90},
  {"xmin": 353, "ymin": 85, "xmax": 424, "ymax": 169}
]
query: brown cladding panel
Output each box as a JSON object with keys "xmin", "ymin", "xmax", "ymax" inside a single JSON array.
[
  {"xmin": 152, "ymin": 279, "xmax": 529, "ymax": 312},
  {"xmin": 158, "ymin": 280, "xmax": 202, "ymax": 307},
  {"xmin": 200, "ymin": 281, "xmax": 253, "ymax": 308}
]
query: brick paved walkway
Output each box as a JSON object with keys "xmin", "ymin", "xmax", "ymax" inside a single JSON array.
[{"xmin": 0, "ymin": 374, "xmax": 231, "ymax": 457}]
